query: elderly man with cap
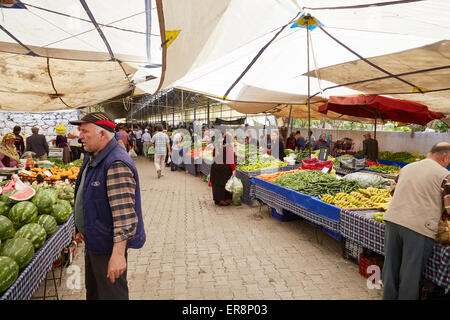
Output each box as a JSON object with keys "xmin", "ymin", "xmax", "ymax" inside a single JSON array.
[
  {"xmin": 25, "ymin": 127, "xmax": 49, "ymax": 159},
  {"xmin": 70, "ymin": 112, "xmax": 146, "ymax": 300},
  {"xmin": 362, "ymin": 132, "xmax": 378, "ymax": 162}
]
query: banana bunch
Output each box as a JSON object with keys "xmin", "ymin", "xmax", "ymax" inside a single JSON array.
[
  {"xmin": 331, "ymin": 192, "xmax": 374, "ymax": 209},
  {"xmin": 358, "ymin": 187, "xmax": 384, "ymax": 197},
  {"xmin": 321, "ymin": 194, "xmax": 335, "ymax": 204},
  {"xmin": 374, "ymin": 212, "xmax": 385, "ymax": 223},
  {"xmin": 374, "ymin": 203, "xmax": 390, "ymax": 211},
  {"xmin": 370, "ymin": 194, "xmax": 391, "ymax": 204}
]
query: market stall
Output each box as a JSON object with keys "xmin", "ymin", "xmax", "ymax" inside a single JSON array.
[
  {"xmin": 340, "ymin": 209, "xmax": 449, "ymax": 293},
  {"xmin": 0, "ymin": 214, "xmax": 74, "ymax": 300},
  {"xmin": 0, "ymin": 158, "xmax": 78, "ymax": 299},
  {"xmin": 249, "ymin": 163, "xmax": 449, "ymax": 294},
  {"xmin": 252, "ymin": 178, "xmax": 341, "ymax": 239}
]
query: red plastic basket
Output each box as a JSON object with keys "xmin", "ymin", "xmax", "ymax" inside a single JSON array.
[{"xmin": 359, "ymin": 253, "xmax": 384, "ymax": 279}]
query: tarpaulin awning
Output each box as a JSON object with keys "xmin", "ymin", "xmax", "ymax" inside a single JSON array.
[
  {"xmin": 154, "ymin": 0, "xmax": 450, "ymax": 118},
  {"xmin": 0, "ymin": 0, "xmax": 161, "ymax": 111},
  {"xmin": 318, "ymin": 95, "xmax": 444, "ymax": 126}
]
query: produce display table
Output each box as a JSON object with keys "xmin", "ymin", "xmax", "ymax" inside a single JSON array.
[
  {"xmin": 199, "ymin": 160, "xmax": 212, "ymax": 176},
  {"xmin": 252, "ymin": 177, "xmax": 341, "ymax": 239},
  {"xmin": 184, "ymin": 158, "xmax": 199, "ymax": 176},
  {"xmin": 340, "ymin": 209, "xmax": 450, "ymax": 293},
  {"xmin": 236, "ymin": 164, "xmax": 301, "ymax": 206},
  {"xmin": 1, "ymin": 214, "xmax": 75, "ymax": 300}
]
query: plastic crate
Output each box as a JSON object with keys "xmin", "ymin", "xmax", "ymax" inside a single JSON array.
[
  {"xmin": 48, "ymin": 147, "xmax": 63, "ymax": 159},
  {"xmin": 359, "ymin": 252, "xmax": 384, "ymax": 279},
  {"xmin": 342, "ymin": 238, "xmax": 363, "ymax": 264},
  {"xmin": 271, "ymin": 208, "xmax": 301, "ymax": 222}
]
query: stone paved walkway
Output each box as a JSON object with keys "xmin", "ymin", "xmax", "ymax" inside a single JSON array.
[{"xmin": 33, "ymin": 156, "xmax": 383, "ymax": 300}]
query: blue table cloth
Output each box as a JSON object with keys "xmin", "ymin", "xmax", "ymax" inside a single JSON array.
[
  {"xmin": 1, "ymin": 214, "xmax": 75, "ymax": 300},
  {"xmin": 252, "ymin": 178, "xmax": 341, "ymax": 238},
  {"xmin": 339, "ymin": 210, "xmax": 450, "ymax": 293}
]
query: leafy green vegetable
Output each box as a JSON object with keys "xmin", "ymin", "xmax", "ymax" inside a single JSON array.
[{"xmin": 236, "ymin": 155, "xmax": 287, "ymax": 172}]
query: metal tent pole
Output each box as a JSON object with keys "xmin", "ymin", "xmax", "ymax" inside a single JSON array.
[
  {"xmin": 374, "ymin": 102, "xmax": 379, "ymax": 140},
  {"xmin": 287, "ymin": 104, "xmax": 293, "ymax": 145},
  {"xmin": 172, "ymin": 89, "xmax": 175, "ymax": 127},
  {"xmin": 181, "ymin": 89, "xmax": 184, "ymax": 126},
  {"xmin": 307, "ymin": 17, "xmax": 312, "ymax": 158}
]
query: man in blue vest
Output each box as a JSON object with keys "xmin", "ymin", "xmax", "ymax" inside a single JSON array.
[{"xmin": 70, "ymin": 112, "xmax": 146, "ymax": 300}]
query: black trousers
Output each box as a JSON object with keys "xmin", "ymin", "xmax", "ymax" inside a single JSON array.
[
  {"xmin": 70, "ymin": 146, "xmax": 82, "ymax": 161},
  {"xmin": 85, "ymin": 251, "xmax": 129, "ymax": 300}
]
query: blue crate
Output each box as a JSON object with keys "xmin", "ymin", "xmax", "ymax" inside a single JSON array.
[{"xmin": 271, "ymin": 208, "xmax": 301, "ymax": 222}]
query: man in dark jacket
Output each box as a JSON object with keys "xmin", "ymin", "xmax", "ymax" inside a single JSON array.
[
  {"xmin": 270, "ymin": 130, "xmax": 286, "ymax": 161},
  {"xmin": 362, "ymin": 133, "xmax": 379, "ymax": 162},
  {"xmin": 25, "ymin": 127, "xmax": 49, "ymax": 159},
  {"xmin": 70, "ymin": 112, "xmax": 146, "ymax": 300}
]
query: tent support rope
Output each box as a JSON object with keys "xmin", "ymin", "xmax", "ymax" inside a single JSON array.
[
  {"xmin": 308, "ymin": 65, "xmax": 450, "ymax": 99},
  {"xmin": 0, "ymin": 24, "xmax": 38, "ymax": 56},
  {"xmin": 318, "ymin": 25, "xmax": 424, "ymax": 93},
  {"xmin": 46, "ymin": 57, "xmax": 71, "ymax": 108},
  {"xmin": 222, "ymin": 11, "xmax": 302, "ymax": 99},
  {"xmin": 79, "ymin": 0, "xmax": 115, "ymax": 60}
]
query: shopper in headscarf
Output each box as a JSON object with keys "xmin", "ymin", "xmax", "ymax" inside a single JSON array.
[
  {"xmin": 0, "ymin": 133, "xmax": 20, "ymax": 168},
  {"xmin": 210, "ymin": 132, "xmax": 235, "ymax": 206}
]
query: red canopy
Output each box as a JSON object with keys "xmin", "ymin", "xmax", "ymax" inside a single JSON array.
[{"xmin": 318, "ymin": 95, "xmax": 444, "ymax": 126}]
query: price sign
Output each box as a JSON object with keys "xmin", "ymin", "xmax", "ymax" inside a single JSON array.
[
  {"xmin": 43, "ymin": 170, "xmax": 53, "ymax": 177},
  {"xmin": 19, "ymin": 170, "xmax": 33, "ymax": 176},
  {"xmin": 321, "ymin": 166, "xmax": 330, "ymax": 174}
]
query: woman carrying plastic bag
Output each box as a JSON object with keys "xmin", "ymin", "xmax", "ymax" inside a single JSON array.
[
  {"xmin": 210, "ymin": 133, "xmax": 235, "ymax": 206},
  {"xmin": 225, "ymin": 176, "xmax": 243, "ymax": 206}
]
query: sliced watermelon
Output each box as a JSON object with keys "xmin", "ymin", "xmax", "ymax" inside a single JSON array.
[
  {"xmin": 2, "ymin": 180, "xmax": 15, "ymax": 195},
  {"xmin": 8, "ymin": 186, "xmax": 36, "ymax": 202}
]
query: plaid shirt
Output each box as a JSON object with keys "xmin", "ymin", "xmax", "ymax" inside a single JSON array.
[
  {"xmin": 106, "ymin": 161, "xmax": 138, "ymax": 243},
  {"xmin": 151, "ymin": 132, "xmax": 170, "ymax": 155},
  {"xmin": 443, "ymin": 174, "xmax": 450, "ymax": 217}
]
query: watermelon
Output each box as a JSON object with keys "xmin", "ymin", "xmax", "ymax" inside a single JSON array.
[
  {"xmin": 37, "ymin": 215, "xmax": 57, "ymax": 237},
  {"xmin": 51, "ymin": 201, "xmax": 72, "ymax": 225},
  {"xmin": 8, "ymin": 201, "xmax": 38, "ymax": 229},
  {"xmin": 1, "ymin": 190, "xmax": 17, "ymax": 203},
  {"xmin": 8, "ymin": 186, "xmax": 36, "ymax": 202},
  {"xmin": 2, "ymin": 227, "xmax": 16, "ymax": 240},
  {"xmin": 32, "ymin": 189, "xmax": 57, "ymax": 215},
  {"xmin": 0, "ymin": 256, "xmax": 19, "ymax": 293},
  {"xmin": 0, "ymin": 237, "xmax": 35, "ymax": 269},
  {"xmin": 58, "ymin": 186, "xmax": 75, "ymax": 200},
  {"xmin": 0, "ymin": 200, "xmax": 11, "ymax": 216},
  {"xmin": 1, "ymin": 179, "xmax": 15, "ymax": 195},
  {"xmin": 0, "ymin": 215, "xmax": 14, "ymax": 241},
  {"xmin": 14, "ymin": 223, "xmax": 47, "ymax": 250}
]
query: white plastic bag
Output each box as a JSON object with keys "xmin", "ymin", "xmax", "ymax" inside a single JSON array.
[
  {"xmin": 225, "ymin": 176, "xmax": 234, "ymax": 192},
  {"xmin": 231, "ymin": 177, "xmax": 243, "ymax": 196},
  {"xmin": 167, "ymin": 155, "xmax": 171, "ymax": 164},
  {"xmin": 129, "ymin": 148, "xmax": 137, "ymax": 158}
]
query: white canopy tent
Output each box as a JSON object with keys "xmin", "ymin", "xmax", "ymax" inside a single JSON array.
[
  {"xmin": 153, "ymin": 0, "xmax": 450, "ymax": 122},
  {"xmin": 0, "ymin": 0, "xmax": 161, "ymax": 111}
]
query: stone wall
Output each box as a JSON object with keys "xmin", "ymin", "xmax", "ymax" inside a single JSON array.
[{"xmin": 0, "ymin": 110, "xmax": 80, "ymax": 145}]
